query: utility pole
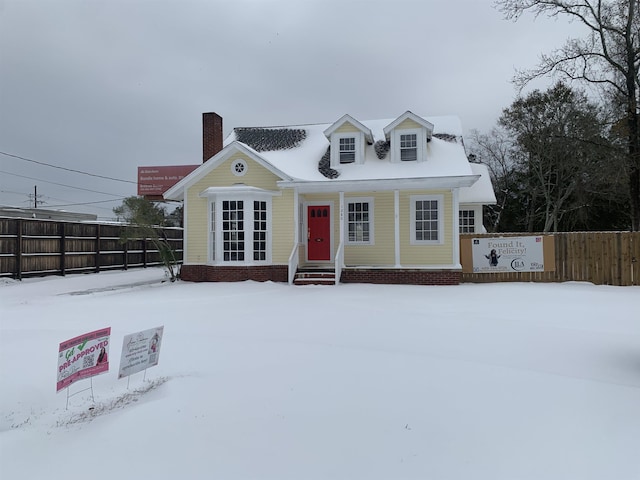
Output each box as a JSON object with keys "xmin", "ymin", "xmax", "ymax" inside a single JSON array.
[{"xmin": 28, "ymin": 185, "xmax": 44, "ymax": 209}]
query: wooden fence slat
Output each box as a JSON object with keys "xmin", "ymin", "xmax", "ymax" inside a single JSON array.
[
  {"xmin": 632, "ymin": 233, "xmax": 640, "ymax": 286},
  {"xmin": 60, "ymin": 222, "xmax": 66, "ymax": 276},
  {"xmin": 16, "ymin": 219, "xmax": 22, "ymax": 280},
  {"xmin": 0, "ymin": 218, "xmax": 183, "ymax": 279}
]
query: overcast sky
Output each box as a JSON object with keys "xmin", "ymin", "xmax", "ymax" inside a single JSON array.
[{"xmin": 0, "ymin": 0, "xmax": 584, "ymax": 220}]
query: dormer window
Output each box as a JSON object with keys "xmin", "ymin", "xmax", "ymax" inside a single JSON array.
[
  {"xmin": 339, "ymin": 137, "xmax": 356, "ymax": 164},
  {"xmin": 329, "ymin": 132, "xmax": 364, "ymax": 168},
  {"xmin": 324, "ymin": 114, "xmax": 374, "ymax": 170},
  {"xmin": 400, "ymin": 134, "xmax": 417, "ymax": 161},
  {"xmin": 383, "ymin": 111, "xmax": 434, "ymax": 164}
]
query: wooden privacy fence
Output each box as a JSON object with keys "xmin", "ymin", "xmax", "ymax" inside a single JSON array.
[
  {"xmin": 460, "ymin": 232, "xmax": 640, "ymax": 286},
  {"xmin": 0, "ymin": 218, "xmax": 183, "ymax": 280}
]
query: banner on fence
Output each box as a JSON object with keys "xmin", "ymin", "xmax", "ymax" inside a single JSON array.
[
  {"xmin": 118, "ymin": 326, "xmax": 164, "ymax": 379},
  {"xmin": 57, "ymin": 327, "xmax": 111, "ymax": 392},
  {"xmin": 471, "ymin": 236, "xmax": 545, "ymax": 273}
]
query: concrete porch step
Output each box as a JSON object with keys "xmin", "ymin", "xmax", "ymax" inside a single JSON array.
[{"xmin": 293, "ymin": 269, "xmax": 336, "ymax": 286}]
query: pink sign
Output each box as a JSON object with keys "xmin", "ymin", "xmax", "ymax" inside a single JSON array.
[
  {"xmin": 57, "ymin": 327, "xmax": 111, "ymax": 392},
  {"xmin": 137, "ymin": 165, "xmax": 198, "ymax": 196}
]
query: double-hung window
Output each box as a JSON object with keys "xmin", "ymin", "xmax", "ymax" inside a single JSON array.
[
  {"xmin": 339, "ymin": 137, "xmax": 356, "ymax": 164},
  {"xmin": 410, "ymin": 195, "xmax": 443, "ymax": 244},
  {"xmin": 346, "ymin": 198, "xmax": 373, "ymax": 244},
  {"xmin": 400, "ymin": 133, "xmax": 417, "ymax": 161},
  {"xmin": 330, "ymin": 132, "xmax": 363, "ymax": 168}
]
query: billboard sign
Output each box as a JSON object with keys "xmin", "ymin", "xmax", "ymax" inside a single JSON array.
[
  {"xmin": 472, "ymin": 236, "xmax": 545, "ymax": 273},
  {"xmin": 137, "ymin": 165, "xmax": 198, "ymax": 196},
  {"xmin": 118, "ymin": 326, "xmax": 164, "ymax": 379},
  {"xmin": 57, "ymin": 327, "xmax": 111, "ymax": 392}
]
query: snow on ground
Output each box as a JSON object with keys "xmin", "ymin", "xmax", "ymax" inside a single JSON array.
[{"xmin": 1, "ymin": 268, "xmax": 639, "ymax": 480}]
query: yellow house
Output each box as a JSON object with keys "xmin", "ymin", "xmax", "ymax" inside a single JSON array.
[{"xmin": 164, "ymin": 111, "xmax": 496, "ymax": 285}]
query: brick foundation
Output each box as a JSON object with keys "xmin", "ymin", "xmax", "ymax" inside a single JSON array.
[
  {"xmin": 180, "ymin": 265, "xmax": 461, "ymax": 285},
  {"xmin": 340, "ymin": 268, "xmax": 461, "ymax": 285},
  {"xmin": 179, "ymin": 264, "xmax": 288, "ymax": 283}
]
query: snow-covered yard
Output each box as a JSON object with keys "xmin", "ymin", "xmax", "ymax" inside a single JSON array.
[{"xmin": 1, "ymin": 268, "xmax": 639, "ymax": 479}]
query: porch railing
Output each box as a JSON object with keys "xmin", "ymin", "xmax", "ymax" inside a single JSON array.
[
  {"xmin": 334, "ymin": 241, "xmax": 344, "ymax": 285},
  {"xmin": 288, "ymin": 243, "xmax": 300, "ymax": 285}
]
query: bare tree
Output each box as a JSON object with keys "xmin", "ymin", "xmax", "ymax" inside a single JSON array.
[
  {"xmin": 496, "ymin": 0, "xmax": 640, "ymax": 230},
  {"xmin": 469, "ymin": 129, "xmax": 521, "ymax": 231},
  {"xmin": 469, "ymin": 83, "xmax": 628, "ymax": 232}
]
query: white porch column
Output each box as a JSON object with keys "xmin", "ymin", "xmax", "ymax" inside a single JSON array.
[
  {"xmin": 293, "ymin": 188, "xmax": 299, "ymax": 246},
  {"xmin": 394, "ymin": 190, "xmax": 400, "ymax": 267},
  {"xmin": 339, "ymin": 191, "xmax": 345, "ymax": 246},
  {"xmin": 452, "ymin": 188, "xmax": 460, "ymax": 267}
]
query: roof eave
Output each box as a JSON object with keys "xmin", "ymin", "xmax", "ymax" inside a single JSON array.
[{"xmin": 278, "ymin": 175, "xmax": 480, "ymax": 194}]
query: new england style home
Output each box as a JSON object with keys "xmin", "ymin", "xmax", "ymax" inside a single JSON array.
[{"xmin": 164, "ymin": 111, "xmax": 496, "ymax": 285}]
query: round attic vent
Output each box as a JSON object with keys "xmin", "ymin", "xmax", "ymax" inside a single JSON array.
[{"xmin": 231, "ymin": 159, "xmax": 248, "ymax": 176}]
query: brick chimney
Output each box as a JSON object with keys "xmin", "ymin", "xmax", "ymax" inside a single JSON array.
[{"xmin": 202, "ymin": 112, "xmax": 223, "ymax": 163}]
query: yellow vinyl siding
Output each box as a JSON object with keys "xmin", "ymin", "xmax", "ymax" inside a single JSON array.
[
  {"xmin": 344, "ymin": 191, "xmax": 395, "ymax": 266},
  {"xmin": 396, "ymin": 118, "xmax": 422, "ymax": 130},
  {"xmin": 184, "ymin": 153, "xmax": 284, "ymax": 264},
  {"xmin": 335, "ymin": 122, "xmax": 360, "ymax": 133},
  {"xmin": 400, "ymin": 189, "xmax": 454, "ymax": 265},
  {"xmin": 203, "ymin": 153, "xmax": 281, "ymax": 190},
  {"xmin": 271, "ymin": 189, "xmax": 295, "ymax": 263},
  {"xmin": 185, "ymin": 187, "xmax": 209, "ymax": 264}
]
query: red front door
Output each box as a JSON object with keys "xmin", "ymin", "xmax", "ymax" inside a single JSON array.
[{"xmin": 307, "ymin": 205, "xmax": 331, "ymax": 261}]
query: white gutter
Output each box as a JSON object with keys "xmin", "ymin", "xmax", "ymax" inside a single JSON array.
[{"xmin": 277, "ymin": 175, "xmax": 479, "ymax": 194}]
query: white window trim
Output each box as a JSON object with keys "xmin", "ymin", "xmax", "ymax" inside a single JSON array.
[
  {"xmin": 410, "ymin": 194, "xmax": 444, "ymax": 245},
  {"xmin": 330, "ymin": 132, "xmax": 365, "ymax": 169},
  {"xmin": 344, "ymin": 197, "xmax": 374, "ymax": 245},
  {"xmin": 391, "ymin": 128, "xmax": 425, "ymax": 163},
  {"xmin": 208, "ymin": 193, "xmax": 273, "ymax": 265},
  {"xmin": 458, "ymin": 207, "xmax": 477, "ymax": 234}
]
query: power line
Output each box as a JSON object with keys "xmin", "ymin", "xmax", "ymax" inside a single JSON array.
[
  {"xmin": 0, "ymin": 189, "xmax": 27, "ymax": 196},
  {"xmin": 46, "ymin": 198, "xmax": 126, "ymax": 208},
  {"xmin": 0, "ymin": 170, "xmax": 128, "ymax": 197},
  {"xmin": 0, "ymin": 150, "xmax": 137, "ymax": 184}
]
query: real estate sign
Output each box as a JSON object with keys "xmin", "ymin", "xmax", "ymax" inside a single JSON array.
[
  {"xmin": 118, "ymin": 326, "xmax": 164, "ymax": 379},
  {"xmin": 137, "ymin": 165, "xmax": 198, "ymax": 197},
  {"xmin": 57, "ymin": 327, "xmax": 111, "ymax": 392},
  {"xmin": 471, "ymin": 236, "xmax": 545, "ymax": 273}
]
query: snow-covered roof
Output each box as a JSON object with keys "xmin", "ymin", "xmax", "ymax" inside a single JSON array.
[
  {"xmin": 224, "ymin": 115, "xmax": 474, "ymax": 183},
  {"xmin": 165, "ymin": 113, "xmax": 495, "ymax": 202},
  {"xmin": 459, "ymin": 163, "xmax": 497, "ymax": 204}
]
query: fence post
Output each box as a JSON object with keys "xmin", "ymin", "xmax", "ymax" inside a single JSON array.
[
  {"xmin": 95, "ymin": 224, "xmax": 101, "ymax": 273},
  {"xmin": 16, "ymin": 219, "xmax": 22, "ymax": 281},
  {"xmin": 123, "ymin": 239, "xmax": 128, "ymax": 271},
  {"xmin": 143, "ymin": 234, "xmax": 147, "ymax": 268},
  {"xmin": 60, "ymin": 222, "xmax": 66, "ymax": 276}
]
